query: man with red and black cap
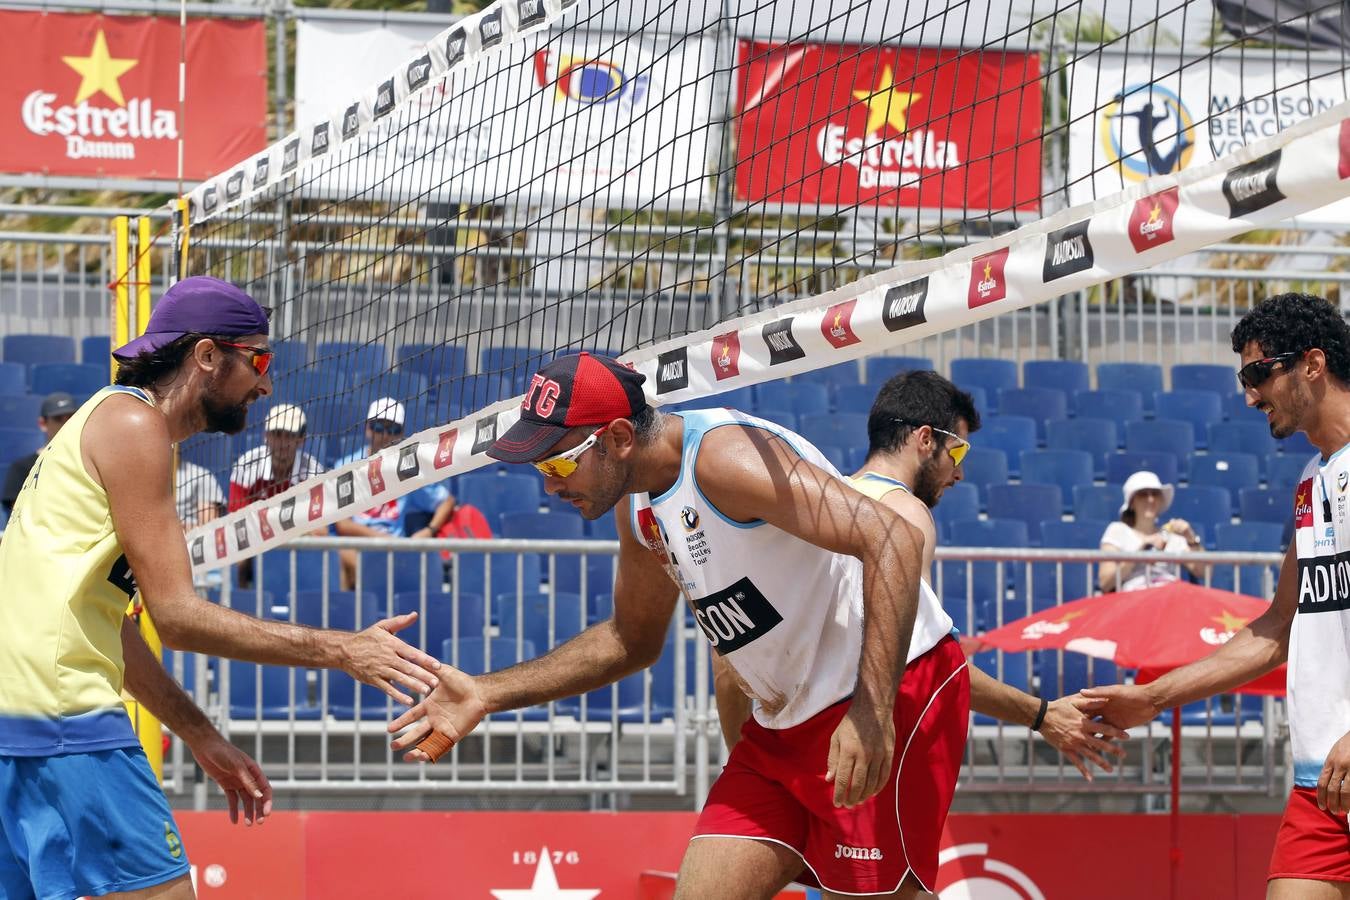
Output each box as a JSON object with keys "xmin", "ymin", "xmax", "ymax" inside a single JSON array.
[
  {"xmin": 391, "ymin": 351, "xmax": 967, "ymax": 899},
  {"xmin": 0, "ymin": 276, "xmax": 441, "ymax": 900}
]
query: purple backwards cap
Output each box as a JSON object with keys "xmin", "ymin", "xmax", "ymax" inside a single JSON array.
[{"xmin": 111, "ymin": 276, "xmax": 269, "ymax": 360}]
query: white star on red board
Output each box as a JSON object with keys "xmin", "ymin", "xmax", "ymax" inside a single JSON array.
[{"xmin": 489, "ymin": 847, "xmax": 601, "ymax": 900}]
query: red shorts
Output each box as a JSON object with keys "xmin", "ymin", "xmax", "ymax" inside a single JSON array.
[
  {"xmin": 1269, "ymin": 787, "xmax": 1350, "ymax": 883},
  {"xmin": 693, "ymin": 636, "xmax": 969, "ymax": 895}
]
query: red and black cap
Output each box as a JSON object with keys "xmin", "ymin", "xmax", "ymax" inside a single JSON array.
[{"xmin": 487, "ymin": 352, "xmax": 648, "ymax": 463}]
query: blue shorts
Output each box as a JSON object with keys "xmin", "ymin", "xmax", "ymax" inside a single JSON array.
[{"xmin": 0, "ymin": 746, "xmax": 190, "ymax": 900}]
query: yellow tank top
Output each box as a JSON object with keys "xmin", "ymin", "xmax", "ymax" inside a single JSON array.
[
  {"xmin": 0, "ymin": 386, "xmax": 153, "ymax": 755},
  {"xmin": 850, "ymin": 471, "xmax": 910, "ymax": 501}
]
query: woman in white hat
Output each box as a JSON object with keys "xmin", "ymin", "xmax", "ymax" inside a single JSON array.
[{"xmin": 1097, "ymin": 470, "xmax": 1206, "ymax": 592}]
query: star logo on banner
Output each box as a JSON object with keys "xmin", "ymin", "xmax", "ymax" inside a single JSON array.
[
  {"xmin": 62, "ymin": 30, "xmax": 138, "ymax": 106},
  {"xmin": 852, "ymin": 65, "xmax": 918, "ymax": 136},
  {"xmin": 1211, "ymin": 609, "xmax": 1249, "ymax": 633},
  {"xmin": 489, "ymin": 847, "xmax": 601, "ymax": 900}
]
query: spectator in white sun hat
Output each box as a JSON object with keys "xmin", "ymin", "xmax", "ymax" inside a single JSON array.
[{"xmin": 1097, "ymin": 470, "xmax": 1205, "ymax": 592}]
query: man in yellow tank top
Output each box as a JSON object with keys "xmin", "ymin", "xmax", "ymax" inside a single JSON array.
[{"xmin": 0, "ymin": 276, "xmax": 441, "ymax": 900}]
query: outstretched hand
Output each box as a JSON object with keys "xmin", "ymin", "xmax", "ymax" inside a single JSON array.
[
  {"xmin": 340, "ymin": 612, "xmax": 442, "ymax": 705},
  {"xmin": 1038, "ymin": 694, "xmax": 1128, "ymax": 780},
  {"xmin": 1080, "ymin": 683, "xmax": 1161, "ymax": 731},
  {"xmin": 388, "ymin": 664, "xmax": 487, "ymax": 763}
]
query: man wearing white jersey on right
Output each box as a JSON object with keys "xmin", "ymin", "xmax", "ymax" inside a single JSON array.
[
  {"xmin": 1085, "ymin": 293, "xmax": 1350, "ymax": 897},
  {"xmin": 390, "ymin": 352, "xmax": 966, "ymax": 899}
]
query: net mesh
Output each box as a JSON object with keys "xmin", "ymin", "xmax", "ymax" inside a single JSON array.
[{"xmin": 178, "ymin": 0, "xmax": 1350, "ymax": 559}]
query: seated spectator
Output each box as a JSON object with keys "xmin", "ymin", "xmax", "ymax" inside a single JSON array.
[
  {"xmin": 228, "ymin": 403, "xmax": 325, "ymax": 510},
  {"xmin": 1098, "ymin": 470, "xmax": 1205, "ymax": 592},
  {"xmin": 229, "ymin": 403, "xmax": 325, "ymax": 587},
  {"xmin": 333, "ymin": 398, "xmax": 457, "ymax": 588},
  {"xmin": 1, "ymin": 392, "xmax": 77, "ymax": 514},
  {"xmin": 176, "ymin": 458, "xmax": 225, "ymax": 531}
]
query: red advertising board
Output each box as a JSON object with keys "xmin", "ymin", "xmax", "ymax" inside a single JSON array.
[
  {"xmin": 735, "ymin": 41, "xmax": 1042, "ymax": 212},
  {"xmin": 0, "ymin": 10, "xmax": 266, "ymax": 180},
  {"xmin": 174, "ymin": 811, "xmax": 1281, "ymax": 899}
]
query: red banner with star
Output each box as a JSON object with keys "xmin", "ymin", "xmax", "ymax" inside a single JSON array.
[
  {"xmin": 734, "ymin": 41, "xmax": 1042, "ymax": 212},
  {"xmin": 0, "ymin": 10, "xmax": 266, "ymax": 180}
]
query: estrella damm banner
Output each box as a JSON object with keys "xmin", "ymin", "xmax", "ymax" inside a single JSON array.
[
  {"xmin": 0, "ymin": 10, "xmax": 266, "ymax": 180},
  {"xmin": 734, "ymin": 41, "xmax": 1042, "ymax": 212}
]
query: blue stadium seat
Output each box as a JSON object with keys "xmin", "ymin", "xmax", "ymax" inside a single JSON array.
[
  {"xmin": 162, "ymin": 648, "xmax": 213, "ymax": 699},
  {"xmin": 457, "ymin": 472, "xmax": 542, "ymax": 521},
  {"xmin": 794, "ymin": 362, "xmax": 861, "ymax": 391},
  {"xmin": 0, "ymin": 394, "xmax": 43, "ymax": 426},
  {"xmin": 965, "ymin": 386, "xmax": 990, "ymax": 421},
  {"xmin": 951, "ymin": 358, "xmax": 1018, "ymax": 412},
  {"xmin": 1215, "ymin": 522, "xmax": 1285, "ymax": 552},
  {"xmin": 500, "ymin": 511, "xmax": 586, "ymax": 541},
  {"xmin": 1033, "ymin": 520, "xmax": 1108, "ymax": 609},
  {"xmin": 941, "ymin": 517, "xmax": 1029, "ymax": 634},
  {"xmin": 997, "ymin": 388, "xmax": 1068, "ymax": 443},
  {"xmin": 978, "ymin": 415, "xmax": 1037, "ymax": 476},
  {"xmin": 1124, "ymin": 419, "xmax": 1194, "ymax": 477},
  {"xmin": 1097, "ymin": 363, "xmax": 1163, "ymax": 413},
  {"xmin": 293, "ymin": 590, "xmax": 374, "ymax": 631},
  {"xmin": 1277, "ymin": 430, "xmax": 1316, "ymax": 460},
  {"xmin": 350, "ymin": 371, "xmax": 429, "ymax": 409},
  {"xmin": 1154, "ymin": 390, "xmax": 1223, "ymax": 449},
  {"xmin": 1167, "ymin": 486, "xmax": 1232, "ymax": 548},
  {"xmin": 1020, "ymin": 450, "xmax": 1092, "ymax": 512},
  {"xmin": 1045, "ymin": 418, "xmax": 1118, "ymax": 480},
  {"xmin": 1209, "ymin": 421, "xmax": 1277, "ymax": 461},
  {"xmin": 259, "ymin": 550, "xmax": 341, "ymax": 598},
  {"xmin": 229, "ymin": 660, "xmax": 320, "ymax": 720},
  {"xmin": 0, "ymin": 364, "xmax": 25, "ymax": 396},
  {"xmin": 1040, "ymin": 519, "xmax": 1109, "ymax": 549},
  {"xmin": 0, "ymin": 428, "xmax": 45, "ymax": 468},
  {"xmin": 1172, "ymin": 364, "xmax": 1235, "ymax": 397},
  {"xmin": 80, "ymin": 336, "xmax": 111, "ymax": 369},
  {"xmin": 865, "ymin": 356, "xmax": 934, "ymax": 384},
  {"xmin": 2, "ymin": 335, "xmax": 75, "ymax": 371},
  {"xmin": 270, "ymin": 339, "xmax": 309, "ymax": 376},
  {"xmin": 358, "ymin": 551, "xmax": 444, "ymax": 596},
  {"xmin": 1224, "ymin": 392, "xmax": 1265, "ymax": 423},
  {"xmin": 755, "ymin": 382, "xmax": 830, "ymax": 416},
  {"xmin": 1189, "ymin": 453, "xmax": 1258, "ymax": 515},
  {"xmin": 812, "ymin": 444, "xmax": 850, "ymax": 473},
  {"xmin": 798, "ymin": 412, "xmax": 868, "ymax": 451},
  {"xmin": 316, "ymin": 341, "xmax": 388, "ymax": 373},
  {"xmin": 971, "ymin": 651, "xmax": 1031, "ymax": 723},
  {"xmin": 272, "ymin": 370, "xmax": 343, "ymax": 406},
  {"xmin": 1037, "ymin": 652, "xmax": 1119, "ymax": 698},
  {"xmin": 1023, "ymin": 360, "xmax": 1090, "ymax": 397},
  {"xmin": 959, "ymin": 447, "xmax": 1008, "ymax": 511},
  {"xmin": 444, "ymin": 637, "xmax": 549, "ymax": 721},
  {"xmin": 396, "ymin": 343, "xmax": 467, "ymax": 381},
  {"xmin": 987, "ymin": 483, "xmax": 1063, "ymax": 545},
  {"xmin": 1105, "ymin": 451, "xmax": 1179, "ymax": 487},
  {"xmin": 932, "ymin": 482, "xmax": 979, "ymax": 541},
  {"xmin": 495, "ymin": 592, "xmax": 586, "ymax": 652},
  {"xmin": 29, "ymin": 363, "xmax": 106, "ymax": 397},
  {"xmin": 1265, "ymin": 454, "xmax": 1307, "ymax": 492},
  {"xmin": 455, "ymin": 552, "xmax": 543, "ymax": 602},
  {"xmin": 479, "ymin": 345, "xmax": 543, "ymax": 377},
  {"xmin": 1159, "ymin": 695, "xmax": 1263, "ymax": 727},
  {"xmin": 559, "ymin": 625, "xmax": 677, "ymax": 722},
  {"xmin": 709, "ymin": 387, "xmax": 755, "ymax": 412},
  {"xmin": 832, "ymin": 385, "xmax": 874, "ymax": 415},
  {"xmin": 586, "ymin": 512, "xmax": 619, "ymax": 540},
  {"xmin": 1073, "ymin": 484, "xmax": 1123, "ymax": 523},
  {"xmin": 1238, "ymin": 487, "xmax": 1289, "ymax": 525},
  {"xmin": 1072, "ymin": 389, "xmax": 1143, "ymax": 437}
]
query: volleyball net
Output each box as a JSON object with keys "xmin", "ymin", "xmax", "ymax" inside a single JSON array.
[{"xmin": 175, "ymin": 0, "xmax": 1350, "ymax": 569}]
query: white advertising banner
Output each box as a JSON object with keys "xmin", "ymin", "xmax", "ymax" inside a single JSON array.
[
  {"xmin": 1068, "ymin": 57, "xmax": 1350, "ymax": 223},
  {"xmin": 294, "ymin": 19, "xmax": 716, "ymax": 208}
]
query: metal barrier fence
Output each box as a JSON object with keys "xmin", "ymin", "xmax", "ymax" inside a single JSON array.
[{"xmin": 161, "ymin": 537, "xmax": 1288, "ymax": 812}]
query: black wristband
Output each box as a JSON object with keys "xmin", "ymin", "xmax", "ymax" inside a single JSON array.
[{"xmin": 1031, "ymin": 697, "xmax": 1049, "ymax": 732}]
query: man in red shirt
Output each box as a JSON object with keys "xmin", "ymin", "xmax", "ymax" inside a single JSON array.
[{"xmin": 227, "ymin": 403, "xmax": 324, "ymax": 511}]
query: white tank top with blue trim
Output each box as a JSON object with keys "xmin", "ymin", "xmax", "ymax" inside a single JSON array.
[
  {"xmin": 1290, "ymin": 444, "xmax": 1350, "ymax": 787},
  {"xmin": 631, "ymin": 408, "xmax": 948, "ymax": 730}
]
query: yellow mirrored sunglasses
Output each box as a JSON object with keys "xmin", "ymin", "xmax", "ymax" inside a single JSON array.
[{"xmin": 532, "ymin": 427, "xmax": 606, "ymax": 478}]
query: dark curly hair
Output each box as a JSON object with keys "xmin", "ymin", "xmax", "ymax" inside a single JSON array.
[
  {"xmin": 113, "ymin": 333, "xmax": 239, "ymax": 388},
  {"xmin": 866, "ymin": 369, "xmax": 981, "ymax": 459},
  {"xmin": 1230, "ymin": 292, "xmax": 1350, "ymax": 383}
]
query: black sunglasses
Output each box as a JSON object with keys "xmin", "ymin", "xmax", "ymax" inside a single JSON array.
[
  {"xmin": 1237, "ymin": 351, "xmax": 1302, "ymax": 391},
  {"xmin": 369, "ymin": 419, "xmax": 404, "ymax": 435}
]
